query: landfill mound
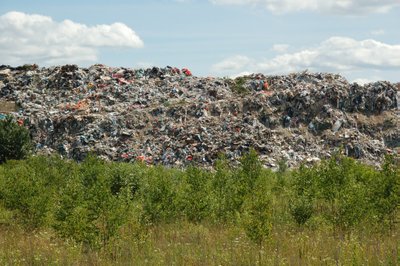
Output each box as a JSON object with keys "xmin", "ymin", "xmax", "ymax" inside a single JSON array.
[{"xmin": 0, "ymin": 64, "xmax": 399, "ymax": 169}]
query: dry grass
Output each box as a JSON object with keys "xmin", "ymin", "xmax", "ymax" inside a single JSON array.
[
  {"xmin": 1, "ymin": 221, "xmax": 398, "ymax": 266},
  {"xmin": 0, "ymin": 101, "xmax": 17, "ymax": 113},
  {"xmin": 0, "ymin": 227, "xmax": 81, "ymax": 265}
]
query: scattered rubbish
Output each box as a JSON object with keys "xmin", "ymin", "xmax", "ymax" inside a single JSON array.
[
  {"xmin": 332, "ymin": 119, "xmax": 343, "ymax": 133},
  {"xmin": 0, "ymin": 64, "xmax": 398, "ymax": 168}
]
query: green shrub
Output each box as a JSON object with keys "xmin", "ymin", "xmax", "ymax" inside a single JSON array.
[
  {"xmin": 180, "ymin": 166, "xmax": 211, "ymax": 222},
  {"xmin": 316, "ymin": 156, "xmax": 373, "ymax": 230},
  {"xmin": 54, "ymin": 156, "xmax": 132, "ymax": 249},
  {"xmin": 108, "ymin": 162, "xmax": 140, "ymax": 198},
  {"xmin": 291, "ymin": 155, "xmax": 378, "ymax": 230},
  {"xmin": 210, "ymin": 155, "xmax": 236, "ymax": 222},
  {"xmin": 275, "ymin": 158, "xmax": 288, "ymax": 189},
  {"xmin": 0, "ymin": 149, "xmax": 397, "ymax": 253},
  {"xmin": 289, "ymin": 196, "xmax": 314, "ymax": 226},
  {"xmin": 239, "ymin": 148, "xmax": 262, "ymax": 187},
  {"xmin": 290, "ymin": 164, "xmax": 318, "ymax": 225},
  {"xmin": 139, "ymin": 165, "xmax": 182, "ymax": 223},
  {"xmin": 242, "ymin": 178, "xmax": 272, "ymax": 246},
  {"xmin": 371, "ymin": 155, "xmax": 400, "ymax": 227},
  {"xmin": 232, "ymin": 149, "xmax": 262, "ymax": 210},
  {"xmin": 0, "ymin": 116, "xmax": 31, "ymax": 163},
  {"xmin": 232, "ymin": 77, "xmax": 249, "ymax": 94},
  {"xmin": 0, "ymin": 161, "xmax": 51, "ymax": 229}
]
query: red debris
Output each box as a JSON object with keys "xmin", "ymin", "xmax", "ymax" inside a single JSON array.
[
  {"xmin": 182, "ymin": 68, "xmax": 192, "ymax": 76},
  {"xmin": 112, "ymin": 73, "xmax": 124, "ymax": 79},
  {"xmin": 263, "ymin": 81, "xmax": 269, "ymax": 90},
  {"xmin": 137, "ymin": 155, "xmax": 145, "ymax": 162}
]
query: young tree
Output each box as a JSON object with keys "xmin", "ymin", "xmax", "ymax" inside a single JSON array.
[{"xmin": 0, "ymin": 116, "xmax": 31, "ymax": 163}]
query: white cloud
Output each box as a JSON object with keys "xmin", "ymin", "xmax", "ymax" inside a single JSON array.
[
  {"xmin": 352, "ymin": 78, "xmax": 375, "ymax": 85},
  {"xmin": 272, "ymin": 44, "xmax": 289, "ymax": 53},
  {"xmin": 0, "ymin": 11, "xmax": 144, "ymax": 66},
  {"xmin": 211, "ymin": 55, "xmax": 252, "ymax": 72},
  {"xmin": 210, "ymin": 0, "xmax": 400, "ymax": 14},
  {"xmin": 211, "ymin": 37, "xmax": 400, "ymax": 77}
]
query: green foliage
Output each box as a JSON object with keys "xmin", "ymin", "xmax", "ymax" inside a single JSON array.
[
  {"xmin": 232, "ymin": 77, "xmax": 249, "ymax": 94},
  {"xmin": 0, "ymin": 150, "xmax": 398, "ymax": 252},
  {"xmin": 289, "ymin": 164, "xmax": 317, "ymax": 226},
  {"xmin": 318, "ymin": 156, "xmax": 376, "ymax": 230},
  {"xmin": 277, "ymin": 157, "xmax": 288, "ymax": 175},
  {"xmin": 290, "ymin": 155, "xmax": 383, "ymax": 231},
  {"xmin": 139, "ymin": 165, "xmax": 181, "ymax": 223},
  {"xmin": 108, "ymin": 162, "xmax": 140, "ymax": 198},
  {"xmin": 54, "ymin": 155, "xmax": 132, "ymax": 248},
  {"xmin": 242, "ymin": 178, "xmax": 272, "ymax": 245},
  {"xmin": 210, "ymin": 155, "xmax": 237, "ymax": 222},
  {"xmin": 0, "ymin": 116, "xmax": 32, "ymax": 163},
  {"xmin": 239, "ymin": 148, "xmax": 262, "ymax": 185},
  {"xmin": 289, "ymin": 197, "xmax": 314, "ymax": 226},
  {"xmin": 277, "ymin": 158, "xmax": 288, "ymax": 184},
  {"xmin": 0, "ymin": 160, "xmax": 52, "ymax": 229},
  {"xmin": 371, "ymin": 155, "xmax": 400, "ymax": 227},
  {"xmin": 234, "ymin": 148, "xmax": 262, "ymax": 203},
  {"xmin": 180, "ymin": 166, "xmax": 211, "ymax": 222}
]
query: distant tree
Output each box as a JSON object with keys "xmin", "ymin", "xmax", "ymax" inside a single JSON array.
[{"xmin": 0, "ymin": 116, "xmax": 31, "ymax": 163}]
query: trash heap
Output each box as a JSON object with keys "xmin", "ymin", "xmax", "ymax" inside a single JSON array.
[{"xmin": 0, "ymin": 64, "xmax": 399, "ymax": 169}]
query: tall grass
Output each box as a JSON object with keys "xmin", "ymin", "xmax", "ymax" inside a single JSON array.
[{"xmin": 1, "ymin": 221, "xmax": 398, "ymax": 265}]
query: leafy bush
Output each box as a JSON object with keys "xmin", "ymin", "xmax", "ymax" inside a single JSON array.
[
  {"xmin": 371, "ymin": 155, "xmax": 400, "ymax": 227},
  {"xmin": 239, "ymin": 148, "xmax": 262, "ymax": 186},
  {"xmin": 0, "ymin": 150, "xmax": 398, "ymax": 252},
  {"xmin": 108, "ymin": 162, "xmax": 140, "ymax": 198},
  {"xmin": 233, "ymin": 149, "xmax": 262, "ymax": 210},
  {"xmin": 54, "ymin": 156, "xmax": 132, "ymax": 248},
  {"xmin": 290, "ymin": 164, "xmax": 317, "ymax": 225},
  {"xmin": 0, "ymin": 116, "xmax": 31, "ymax": 163},
  {"xmin": 289, "ymin": 196, "xmax": 314, "ymax": 226},
  {"xmin": 210, "ymin": 155, "xmax": 236, "ymax": 222},
  {"xmin": 139, "ymin": 165, "xmax": 182, "ymax": 223},
  {"xmin": 242, "ymin": 177, "xmax": 272, "ymax": 246},
  {"xmin": 291, "ymin": 155, "xmax": 382, "ymax": 231},
  {"xmin": 0, "ymin": 161, "xmax": 51, "ymax": 229},
  {"xmin": 180, "ymin": 166, "xmax": 211, "ymax": 222},
  {"xmin": 232, "ymin": 77, "xmax": 249, "ymax": 94}
]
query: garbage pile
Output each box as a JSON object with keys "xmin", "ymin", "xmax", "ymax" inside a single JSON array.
[{"xmin": 0, "ymin": 64, "xmax": 399, "ymax": 169}]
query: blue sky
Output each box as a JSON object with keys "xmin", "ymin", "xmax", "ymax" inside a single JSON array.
[{"xmin": 0, "ymin": 0, "xmax": 399, "ymax": 83}]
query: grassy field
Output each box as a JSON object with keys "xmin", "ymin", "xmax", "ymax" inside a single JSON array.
[
  {"xmin": 1, "ymin": 221, "xmax": 398, "ymax": 265},
  {"xmin": 0, "ymin": 152, "xmax": 399, "ymax": 265}
]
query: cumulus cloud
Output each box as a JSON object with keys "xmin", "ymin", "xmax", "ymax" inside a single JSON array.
[
  {"xmin": 211, "ymin": 55, "xmax": 252, "ymax": 72},
  {"xmin": 211, "ymin": 37, "xmax": 400, "ymax": 77},
  {"xmin": 0, "ymin": 11, "xmax": 144, "ymax": 66},
  {"xmin": 210, "ymin": 0, "xmax": 400, "ymax": 14}
]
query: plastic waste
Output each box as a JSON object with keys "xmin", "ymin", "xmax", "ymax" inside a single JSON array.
[{"xmin": 0, "ymin": 64, "xmax": 398, "ymax": 168}]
